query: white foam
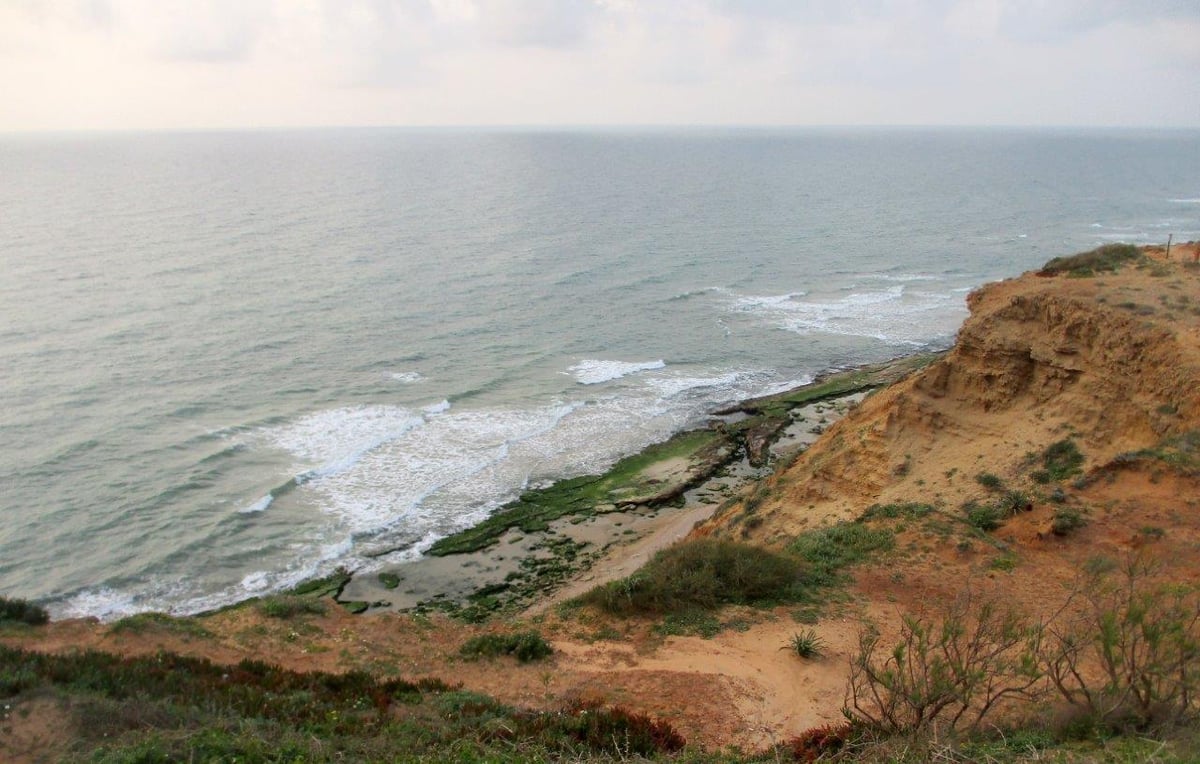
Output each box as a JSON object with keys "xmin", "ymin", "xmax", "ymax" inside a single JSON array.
[
  {"xmin": 729, "ymin": 285, "xmax": 964, "ymax": 345},
  {"xmin": 240, "ymin": 570, "xmax": 271, "ymax": 592},
  {"xmin": 422, "ymin": 399, "xmax": 451, "ymax": 415},
  {"xmin": 1167, "ymin": 198, "xmax": 1200, "ymax": 204},
  {"xmin": 54, "ymin": 587, "xmax": 142, "ymax": 621},
  {"xmin": 239, "ymin": 494, "xmax": 273, "ymax": 513},
  {"xmin": 266, "ymin": 405, "xmax": 426, "ymax": 480},
  {"xmin": 389, "ymin": 371, "xmax": 424, "ymax": 383},
  {"xmin": 567, "ymin": 359, "xmax": 666, "ymax": 385}
]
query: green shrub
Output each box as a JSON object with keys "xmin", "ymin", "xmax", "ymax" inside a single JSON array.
[
  {"xmin": 1039, "ymin": 243, "xmax": 1142, "ymax": 277},
  {"xmin": 1040, "ymin": 439, "xmax": 1084, "ymax": 482},
  {"xmin": 1043, "ymin": 557, "xmax": 1200, "ymax": 733},
  {"xmin": 963, "ymin": 501, "xmax": 1003, "ymax": 531},
  {"xmin": 975, "ymin": 472, "xmax": 1004, "ymax": 490},
  {"xmin": 256, "ymin": 596, "xmax": 327, "ymax": 619},
  {"xmin": 459, "ymin": 630, "xmax": 553, "ymax": 663},
  {"xmin": 578, "ymin": 538, "xmax": 806, "ymax": 616},
  {"xmin": 1050, "ymin": 507, "xmax": 1087, "ymax": 536},
  {"xmin": 846, "ymin": 595, "xmax": 1043, "ymax": 737},
  {"xmin": 0, "ymin": 596, "xmax": 49, "ymax": 626}
]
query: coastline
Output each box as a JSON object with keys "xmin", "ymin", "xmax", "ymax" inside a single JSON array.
[{"xmin": 334, "ymin": 352, "xmax": 942, "ymax": 619}]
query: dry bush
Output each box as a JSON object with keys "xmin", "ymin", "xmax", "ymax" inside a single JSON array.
[{"xmin": 845, "ymin": 591, "xmax": 1044, "ymax": 738}]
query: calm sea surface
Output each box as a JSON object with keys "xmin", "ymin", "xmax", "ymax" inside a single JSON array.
[{"xmin": 2, "ymin": 127, "xmax": 1198, "ymax": 619}]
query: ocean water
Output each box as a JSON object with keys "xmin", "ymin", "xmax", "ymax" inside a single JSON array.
[{"xmin": 2, "ymin": 127, "xmax": 1198, "ymax": 620}]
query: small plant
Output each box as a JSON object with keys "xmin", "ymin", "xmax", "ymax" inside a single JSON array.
[
  {"xmin": 963, "ymin": 500, "xmax": 1002, "ymax": 531},
  {"xmin": 0, "ymin": 596, "xmax": 49, "ymax": 626},
  {"xmin": 784, "ymin": 629, "xmax": 825, "ymax": 659},
  {"xmin": 1039, "ymin": 439, "xmax": 1085, "ymax": 483},
  {"xmin": 975, "ymin": 472, "xmax": 1004, "ymax": 490},
  {"xmin": 459, "ymin": 630, "xmax": 553, "ymax": 663},
  {"xmin": 1050, "ymin": 507, "xmax": 1087, "ymax": 536},
  {"xmin": 997, "ymin": 490, "xmax": 1031, "ymax": 516}
]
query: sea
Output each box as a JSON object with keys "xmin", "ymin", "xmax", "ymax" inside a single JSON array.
[{"xmin": 2, "ymin": 127, "xmax": 1198, "ymax": 620}]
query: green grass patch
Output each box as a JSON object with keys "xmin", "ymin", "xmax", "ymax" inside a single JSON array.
[
  {"xmin": 458, "ymin": 630, "xmax": 553, "ymax": 663},
  {"xmin": 0, "ymin": 645, "xmax": 687, "ymax": 760},
  {"xmin": 1039, "ymin": 243, "xmax": 1143, "ymax": 277},
  {"xmin": 109, "ymin": 612, "xmax": 211, "ymax": 638},
  {"xmin": 1036, "ymin": 439, "xmax": 1084, "ymax": 483},
  {"xmin": 256, "ymin": 596, "xmax": 328, "ymax": 619},
  {"xmin": 789, "ymin": 522, "xmax": 896, "ymax": 588},
  {"xmin": 577, "ymin": 538, "xmax": 807, "ymax": 616},
  {"xmin": 861, "ymin": 502, "xmax": 934, "ymax": 521}
]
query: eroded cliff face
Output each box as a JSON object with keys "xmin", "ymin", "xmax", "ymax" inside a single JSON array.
[{"xmin": 703, "ymin": 244, "xmax": 1200, "ymax": 542}]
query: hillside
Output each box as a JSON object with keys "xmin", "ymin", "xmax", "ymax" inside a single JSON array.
[{"xmin": 3, "ymin": 242, "xmax": 1200, "ymax": 762}]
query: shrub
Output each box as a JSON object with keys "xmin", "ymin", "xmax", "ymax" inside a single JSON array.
[
  {"xmin": 578, "ymin": 538, "xmax": 806, "ymax": 616},
  {"xmin": 846, "ymin": 593, "xmax": 1044, "ymax": 737},
  {"xmin": 256, "ymin": 596, "xmax": 327, "ymax": 619},
  {"xmin": 459, "ymin": 630, "xmax": 552, "ymax": 663},
  {"xmin": 1039, "ymin": 243, "xmax": 1142, "ymax": 277},
  {"xmin": 1050, "ymin": 508, "xmax": 1087, "ymax": 536},
  {"xmin": 975, "ymin": 472, "xmax": 1004, "ymax": 490},
  {"xmin": 1042, "ymin": 556, "xmax": 1200, "ymax": 733},
  {"xmin": 1040, "ymin": 439, "xmax": 1085, "ymax": 482},
  {"xmin": 0, "ymin": 596, "xmax": 49, "ymax": 626},
  {"xmin": 963, "ymin": 501, "xmax": 1003, "ymax": 531}
]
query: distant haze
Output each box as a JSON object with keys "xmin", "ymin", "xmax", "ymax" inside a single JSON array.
[{"xmin": 2, "ymin": 0, "xmax": 1198, "ymax": 131}]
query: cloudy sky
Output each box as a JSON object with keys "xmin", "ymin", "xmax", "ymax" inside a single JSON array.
[{"xmin": 2, "ymin": 0, "xmax": 1198, "ymax": 131}]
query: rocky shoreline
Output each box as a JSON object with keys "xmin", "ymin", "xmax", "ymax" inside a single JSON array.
[{"xmin": 334, "ymin": 352, "xmax": 942, "ymax": 620}]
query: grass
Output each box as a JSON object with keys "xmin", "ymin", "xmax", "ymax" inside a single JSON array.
[
  {"xmin": 0, "ymin": 644, "xmax": 688, "ymax": 761},
  {"xmin": 256, "ymin": 595, "xmax": 327, "ymax": 619},
  {"xmin": 1038, "ymin": 243, "xmax": 1143, "ymax": 277},
  {"xmin": 458, "ymin": 630, "xmax": 553, "ymax": 663},
  {"xmin": 577, "ymin": 538, "xmax": 807, "ymax": 616},
  {"xmin": 109, "ymin": 612, "xmax": 212, "ymax": 639},
  {"xmin": 788, "ymin": 521, "xmax": 895, "ymax": 588},
  {"xmin": 1033, "ymin": 439, "xmax": 1085, "ymax": 483}
]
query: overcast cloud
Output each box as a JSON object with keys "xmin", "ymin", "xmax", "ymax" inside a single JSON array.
[{"xmin": 1, "ymin": 0, "xmax": 1197, "ymax": 130}]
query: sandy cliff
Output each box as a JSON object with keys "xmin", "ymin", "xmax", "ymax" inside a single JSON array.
[{"xmin": 701, "ymin": 242, "xmax": 1200, "ymax": 545}]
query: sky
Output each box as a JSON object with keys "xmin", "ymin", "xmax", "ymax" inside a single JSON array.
[{"xmin": 2, "ymin": 0, "xmax": 1198, "ymax": 131}]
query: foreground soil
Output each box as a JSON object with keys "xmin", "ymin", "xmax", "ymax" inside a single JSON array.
[{"xmin": 3, "ymin": 242, "xmax": 1200, "ymax": 760}]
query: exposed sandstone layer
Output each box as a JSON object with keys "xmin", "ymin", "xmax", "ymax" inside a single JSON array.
[{"xmin": 701, "ymin": 242, "xmax": 1200, "ymax": 542}]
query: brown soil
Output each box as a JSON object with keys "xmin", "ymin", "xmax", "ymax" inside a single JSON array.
[{"xmin": 4, "ymin": 243, "xmax": 1200, "ymax": 756}]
